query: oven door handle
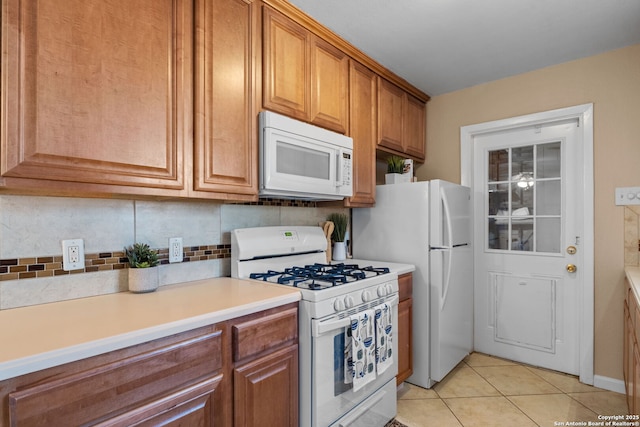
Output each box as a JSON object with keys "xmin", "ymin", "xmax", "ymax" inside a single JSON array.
[
  {"xmin": 312, "ymin": 294, "xmax": 399, "ymax": 337},
  {"xmin": 313, "ymin": 317, "xmax": 351, "ymax": 337}
]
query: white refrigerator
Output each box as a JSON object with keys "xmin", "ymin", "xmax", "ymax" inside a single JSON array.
[{"xmin": 352, "ymin": 180, "xmax": 473, "ymax": 388}]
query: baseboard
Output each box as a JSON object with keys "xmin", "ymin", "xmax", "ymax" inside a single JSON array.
[{"xmin": 593, "ymin": 374, "xmax": 625, "ymax": 394}]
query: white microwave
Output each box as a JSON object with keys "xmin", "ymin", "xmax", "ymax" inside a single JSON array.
[{"xmin": 259, "ymin": 111, "xmax": 353, "ymax": 200}]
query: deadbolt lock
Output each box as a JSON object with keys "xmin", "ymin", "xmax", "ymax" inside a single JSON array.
[
  {"xmin": 566, "ymin": 264, "xmax": 577, "ymax": 273},
  {"xmin": 566, "ymin": 246, "xmax": 577, "ymax": 255}
]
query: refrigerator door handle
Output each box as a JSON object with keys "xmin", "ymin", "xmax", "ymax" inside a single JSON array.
[
  {"xmin": 441, "ymin": 188, "xmax": 453, "ymax": 249},
  {"xmin": 440, "ymin": 190, "xmax": 454, "ymax": 309},
  {"xmin": 441, "ymin": 250, "xmax": 453, "ymax": 310}
]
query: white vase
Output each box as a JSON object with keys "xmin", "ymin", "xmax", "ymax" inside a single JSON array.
[
  {"xmin": 128, "ymin": 267, "xmax": 159, "ymax": 293},
  {"xmin": 332, "ymin": 241, "xmax": 347, "ymax": 261},
  {"xmin": 385, "ymin": 173, "xmax": 410, "ymax": 184}
]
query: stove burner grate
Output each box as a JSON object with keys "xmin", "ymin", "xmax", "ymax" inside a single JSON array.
[{"xmin": 249, "ymin": 263, "xmax": 390, "ymax": 290}]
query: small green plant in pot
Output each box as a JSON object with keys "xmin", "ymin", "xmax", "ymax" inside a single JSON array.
[
  {"xmin": 327, "ymin": 212, "xmax": 349, "ymax": 261},
  {"xmin": 385, "ymin": 155, "xmax": 409, "ymax": 184},
  {"xmin": 387, "ymin": 155, "xmax": 406, "ymax": 174},
  {"xmin": 125, "ymin": 243, "xmax": 160, "ymax": 293}
]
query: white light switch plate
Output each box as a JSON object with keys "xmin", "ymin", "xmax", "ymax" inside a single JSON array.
[{"xmin": 615, "ymin": 187, "xmax": 640, "ymax": 205}]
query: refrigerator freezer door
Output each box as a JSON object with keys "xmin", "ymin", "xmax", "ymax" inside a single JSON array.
[
  {"xmin": 430, "ymin": 180, "xmax": 471, "ymax": 248},
  {"xmin": 430, "ymin": 246, "xmax": 473, "ymax": 382}
]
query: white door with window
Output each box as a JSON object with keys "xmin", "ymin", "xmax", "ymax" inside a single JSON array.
[{"xmin": 461, "ymin": 104, "xmax": 594, "ymax": 383}]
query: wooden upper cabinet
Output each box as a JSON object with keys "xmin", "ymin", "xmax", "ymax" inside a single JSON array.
[
  {"xmin": 404, "ymin": 93, "xmax": 427, "ymax": 160},
  {"xmin": 193, "ymin": 0, "xmax": 258, "ymax": 197},
  {"xmin": 377, "ymin": 78, "xmax": 405, "ymax": 154},
  {"xmin": 309, "ymin": 38, "xmax": 349, "ymax": 133},
  {"xmin": 345, "ymin": 61, "xmax": 376, "ymax": 207},
  {"xmin": 1, "ymin": 0, "xmax": 192, "ymax": 193},
  {"xmin": 377, "ymin": 77, "xmax": 426, "ymax": 161},
  {"xmin": 262, "ymin": 7, "xmax": 309, "ymax": 121},
  {"xmin": 262, "ymin": 6, "xmax": 348, "ymax": 134}
]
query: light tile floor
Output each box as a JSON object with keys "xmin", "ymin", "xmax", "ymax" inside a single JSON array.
[{"xmin": 396, "ymin": 352, "xmax": 629, "ymax": 427}]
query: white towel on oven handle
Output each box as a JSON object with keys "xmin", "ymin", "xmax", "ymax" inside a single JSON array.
[
  {"xmin": 347, "ymin": 309, "xmax": 376, "ymax": 392},
  {"xmin": 375, "ymin": 302, "xmax": 393, "ymax": 375}
]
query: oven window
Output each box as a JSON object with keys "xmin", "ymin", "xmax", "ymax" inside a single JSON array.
[
  {"xmin": 276, "ymin": 142, "xmax": 330, "ymax": 180},
  {"xmin": 334, "ymin": 331, "xmax": 351, "ymax": 395}
]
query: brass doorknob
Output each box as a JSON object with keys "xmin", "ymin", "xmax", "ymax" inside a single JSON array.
[{"xmin": 566, "ymin": 264, "xmax": 577, "ymax": 273}]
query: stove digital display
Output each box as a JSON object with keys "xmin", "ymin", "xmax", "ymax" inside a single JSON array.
[{"xmin": 281, "ymin": 231, "xmax": 298, "ymax": 240}]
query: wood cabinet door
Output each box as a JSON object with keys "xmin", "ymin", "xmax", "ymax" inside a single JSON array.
[
  {"xmin": 397, "ymin": 296, "xmax": 413, "ymax": 385},
  {"xmin": 262, "ymin": 7, "xmax": 309, "ymax": 121},
  {"xmin": 397, "ymin": 273, "xmax": 413, "ymax": 384},
  {"xmin": 403, "ymin": 93, "xmax": 426, "ymax": 160},
  {"xmin": 193, "ymin": 0, "xmax": 257, "ymax": 197},
  {"xmin": 1, "ymin": 0, "xmax": 191, "ymax": 192},
  {"xmin": 309, "ymin": 37, "xmax": 349, "ymax": 134},
  {"xmin": 377, "ymin": 77, "xmax": 404, "ymax": 153},
  {"xmin": 345, "ymin": 61, "xmax": 376, "ymax": 207},
  {"xmin": 234, "ymin": 345, "xmax": 298, "ymax": 427}
]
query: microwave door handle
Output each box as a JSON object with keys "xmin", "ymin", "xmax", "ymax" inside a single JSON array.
[{"xmin": 336, "ymin": 149, "xmax": 344, "ymax": 187}]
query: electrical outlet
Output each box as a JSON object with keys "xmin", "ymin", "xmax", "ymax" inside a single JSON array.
[
  {"xmin": 62, "ymin": 239, "xmax": 85, "ymax": 271},
  {"xmin": 169, "ymin": 237, "xmax": 183, "ymax": 263}
]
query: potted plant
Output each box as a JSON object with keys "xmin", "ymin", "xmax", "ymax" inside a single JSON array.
[
  {"xmin": 385, "ymin": 155, "xmax": 409, "ymax": 184},
  {"xmin": 125, "ymin": 243, "xmax": 160, "ymax": 293},
  {"xmin": 327, "ymin": 212, "xmax": 348, "ymax": 261}
]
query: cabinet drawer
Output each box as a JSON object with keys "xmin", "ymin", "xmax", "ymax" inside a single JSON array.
[
  {"xmin": 9, "ymin": 330, "xmax": 222, "ymax": 427},
  {"xmin": 233, "ymin": 307, "xmax": 298, "ymax": 362}
]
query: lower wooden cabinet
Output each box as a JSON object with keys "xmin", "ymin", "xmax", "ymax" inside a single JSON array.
[
  {"xmin": 0, "ymin": 303, "xmax": 299, "ymax": 427},
  {"xmin": 397, "ymin": 273, "xmax": 413, "ymax": 385},
  {"xmin": 624, "ymin": 279, "xmax": 640, "ymax": 414},
  {"xmin": 234, "ymin": 346, "xmax": 298, "ymax": 427}
]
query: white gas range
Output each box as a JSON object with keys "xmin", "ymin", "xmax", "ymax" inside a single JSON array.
[{"xmin": 231, "ymin": 226, "xmax": 399, "ymax": 427}]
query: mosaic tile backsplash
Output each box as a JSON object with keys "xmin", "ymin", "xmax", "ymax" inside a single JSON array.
[
  {"xmin": 625, "ymin": 206, "xmax": 640, "ymax": 266},
  {"xmin": 0, "ymin": 195, "xmax": 347, "ymax": 310},
  {"xmin": 0, "ymin": 245, "xmax": 231, "ymax": 281}
]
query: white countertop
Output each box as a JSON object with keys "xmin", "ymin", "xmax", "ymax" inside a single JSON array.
[
  {"xmin": 0, "ymin": 278, "xmax": 300, "ymax": 381},
  {"xmin": 627, "ymin": 267, "xmax": 640, "ymax": 302}
]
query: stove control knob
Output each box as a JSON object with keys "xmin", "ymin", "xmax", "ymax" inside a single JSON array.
[
  {"xmin": 386, "ymin": 283, "xmax": 394, "ymax": 294},
  {"xmin": 344, "ymin": 295, "xmax": 355, "ymax": 309},
  {"xmin": 377, "ymin": 286, "xmax": 387, "ymax": 297},
  {"xmin": 362, "ymin": 290, "xmax": 371, "ymax": 302},
  {"xmin": 333, "ymin": 298, "xmax": 345, "ymax": 312}
]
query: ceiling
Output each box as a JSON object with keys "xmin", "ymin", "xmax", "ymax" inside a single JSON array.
[{"xmin": 287, "ymin": 0, "xmax": 640, "ymax": 96}]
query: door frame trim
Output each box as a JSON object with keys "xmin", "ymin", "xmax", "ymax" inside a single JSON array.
[{"xmin": 460, "ymin": 103, "xmax": 594, "ymax": 385}]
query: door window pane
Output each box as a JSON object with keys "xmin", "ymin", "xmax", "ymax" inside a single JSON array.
[
  {"xmin": 512, "ymin": 146, "xmax": 533, "ymax": 176},
  {"xmin": 488, "ymin": 218, "xmax": 508, "ymax": 250},
  {"xmin": 511, "ymin": 221, "xmax": 533, "ymax": 252},
  {"xmin": 511, "ymin": 183, "xmax": 533, "ymax": 215},
  {"xmin": 536, "ymin": 218, "xmax": 561, "ymax": 253},
  {"xmin": 488, "ymin": 183, "xmax": 509, "ymax": 215},
  {"xmin": 536, "ymin": 180, "xmax": 561, "ymax": 215},
  {"xmin": 537, "ymin": 142, "xmax": 561, "ymax": 178},
  {"xmin": 488, "ymin": 149, "xmax": 509, "ymax": 182}
]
